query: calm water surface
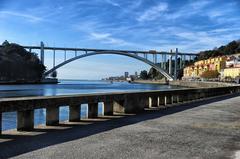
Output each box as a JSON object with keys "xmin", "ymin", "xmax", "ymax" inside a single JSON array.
[{"xmin": 1, "ymin": 80, "xmax": 183, "ymax": 131}]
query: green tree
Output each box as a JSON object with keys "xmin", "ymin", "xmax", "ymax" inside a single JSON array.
[
  {"xmin": 51, "ymin": 71, "xmax": 57, "ymax": 78},
  {"xmin": 0, "ymin": 41, "xmax": 46, "ymax": 81},
  {"xmin": 140, "ymin": 70, "xmax": 148, "ymax": 80}
]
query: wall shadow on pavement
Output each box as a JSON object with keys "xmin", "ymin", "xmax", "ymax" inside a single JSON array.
[{"xmin": 0, "ymin": 93, "xmax": 239, "ymax": 158}]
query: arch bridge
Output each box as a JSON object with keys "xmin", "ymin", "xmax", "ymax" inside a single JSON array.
[{"xmin": 2, "ymin": 42, "xmax": 198, "ymax": 81}]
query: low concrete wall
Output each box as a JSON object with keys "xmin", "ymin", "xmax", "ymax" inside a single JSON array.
[{"xmin": 0, "ymin": 86, "xmax": 240, "ymax": 134}]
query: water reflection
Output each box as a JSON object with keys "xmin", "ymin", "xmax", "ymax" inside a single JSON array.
[{"xmin": 1, "ymin": 80, "xmax": 183, "ymax": 131}]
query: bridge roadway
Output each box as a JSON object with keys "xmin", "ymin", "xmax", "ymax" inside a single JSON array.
[{"xmin": 0, "ymin": 88, "xmax": 240, "ymax": 158}]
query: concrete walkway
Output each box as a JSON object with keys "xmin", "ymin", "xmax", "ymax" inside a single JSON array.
[{"xmin": 1, "ymin": 94, "xmax": 240, "ymax": 159}]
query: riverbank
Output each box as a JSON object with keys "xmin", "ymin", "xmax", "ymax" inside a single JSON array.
[
  {"xmin": 133, "ymin": 79, "xmax": 239, "ymax": 88},
  {"xmin": 132, "ymin": 79, "xmax": 167, "ymax": 85},
  {"xmin": 170, "ymin": 80, "xmax": 239, "ymax": 88}
]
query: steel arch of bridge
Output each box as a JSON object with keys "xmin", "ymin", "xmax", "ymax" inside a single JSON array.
[{"xmin": 44, "ymin": 51, "xmax": 174, "ymax": 81}]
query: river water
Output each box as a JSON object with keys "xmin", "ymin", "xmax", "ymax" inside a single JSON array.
[{"xmin": 1, "ymin": 80, "xmax": 183, "ymax": 131}]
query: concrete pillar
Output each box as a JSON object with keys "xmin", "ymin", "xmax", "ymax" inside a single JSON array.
[
  {"xmin": 158, "ymin": 96, "xmax": 165, "ymax": 108},
  {"xmin": 177, "ymin": 95, "xmax": 184, "ymax": 103},
  {"xmin": 173, "ymin": 95, "xmax": 178, "ymax": 103},
  {"xmin": 158, "ymin": 96, "xmax": 165, "ymax": 107},
  {"xmin": 161, "ymin": 54, "xmax": 164, "ymax": 69},
  {"xmin": 40, "ymin": 41, "xmax": 44, "ymax": 65},
  {"xmin": 188, "ymin": 94, "xmax": 194, "ymax": 101},
  {"xmin": 199, "ymin": 92, "xmax": 205, "ymax": 99},
  {"xmin": 0, "ymin": 113, "xmax": 2, "ymax": 135},
  {"xmin": 182, "ymin": 94, "xmax": 189, "ymax": 102},
  {"xmin": 124, "ymin": 94, "xmax": 146, "ymax": 113},
  {"xmin": 46, "ymin": 105, "xmax": 59, "ymax": 126},
  {"xmin": 69, "ymin": 104, "xmax": 81, "ymax": 122},
  {"xmin": 104, "ymin": 101, "xmax": 114, "ymax": 115},
  {"xmin": 149, "ymin": 96, "xmax": 158, "ymax": 107},
  {"xmin": 194, "ymin": 93, "xmax": 200, "ymax": 100},
  {"xmin": 88, "ymin": 103, "xmax": 98, "ymax": 118},
  {"xmin": 114, "ymin": 94, "xmax": 146, "ymax": 114},
  {"xmin": 53, "ymin": 49, "xmax": 56, "ymax": 67},
  {"xmin": 174, "ymin": 48, "xmax": 178, "ymax": 80},
  {"xmin": 17, "ymin": 110, "xmax": 34, "ymax": 131},
  {"xmin": 165, "ymin": 95, "xmax": 173, "ymax": 106},
  {"xmin": 113, "ymin": 100, "xmax": 125, "ymax": 113},
  {"xmin": 169, "ymin": 55, "xmax": 172, "ymax": 75},
  {"xmin": 180, "ymin": 55, "xmax": 182, "ymax": 69},
  {"xmin": 148, "ymin": 97, "xmax": 152, "ymax": 108},
  {"xmin": 142, "ymin": 96, "xmax": 150, "ymax": 108}
]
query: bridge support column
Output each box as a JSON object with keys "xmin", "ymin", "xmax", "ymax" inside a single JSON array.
[
  {"xmin": 17, "ymin": 110, "xmax": 34, "ymax": 131},
  {"xmin": 104, "ymin": 101, "xmax": 114, "ymax": 115},
  {"xmin": 174, "ymin": 48, "xmax": 178, "ymax": 80},
  {"xmin": 183, "ymin": 55, "xmax": 186, "ymax": 67},
  {"xmin": 46, "ymin": 105, "xmax": 59, "ymax": 126},
  {"xmin": 69, "ymin": 104, "xmax": 81, "ymax": 122},
  {"xmin": 88, "ymin": 103, "xmax": 98, "ymax": 118},
  {"xmin": 40, "ymin": 41, "xmax": 44, "ymax": 65},
  {"xmin": 180, "ymin": 55, "xmax": 183, "ymax": 69},
  {"xmin": 169, "ymin": 51, "xmax": 172, "ymax": 75}
]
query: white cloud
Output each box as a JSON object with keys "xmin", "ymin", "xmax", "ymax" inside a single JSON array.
[
  {"xmin": 104, "ymin": 0, "xmax": 120, "ymax": 7},
  {"xmin": 189, "ymin": 0, "xmax": 212, "ymax": 10},
  {"xmin": 0, "ymin": 11, "xmax": 43, "ymax": 22},
  {"xmin": 137, "ymin": 3, "xmax": 168, "ymax": 22},
  {"xmin": 89, "ymin": 32, "xmax": 129, "ymax": 45}
]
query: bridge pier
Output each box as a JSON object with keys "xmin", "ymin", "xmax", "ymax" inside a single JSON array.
[
  {"xmin": 46, "ymin": 105, "xmax": 59, "ymax": 126},
  {"xmin": 88, "ymin": 103, "xmax": 98, "ymax": 118},
  {"xmin": 174, "ymin": 48, "xmax": 178, "ymax": 80},
  {"xmin": 169, "ymin": 51, "xmax": 172, "ymax": 75},
  {"xmin": 69, "ymin": 104, "xmax": 81, "ymax": 122},
  {"xmin": 17, "ymin": 110, "xmax": 34, "ymax": 131},
  {"xmin": 40, "ymin": 41, "xmax": 44, "ymax": 65}
]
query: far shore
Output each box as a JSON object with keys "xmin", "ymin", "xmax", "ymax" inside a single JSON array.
[
  {"xmin": 0, "ymin": 78, "xmax": 58, "ymax": 85},
  {"xmin": 131, "ymin": 79, "xmax": 168, "ymax": 85}
]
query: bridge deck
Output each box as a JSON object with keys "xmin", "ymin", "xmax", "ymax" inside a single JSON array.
[{"xmin": 1, "ymin": 93, "xmax": 240, "ymax": 159}]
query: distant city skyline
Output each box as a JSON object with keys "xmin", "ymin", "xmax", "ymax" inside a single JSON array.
[{"xmin": 0, "ymin": 0, "xmax": 240, "ymax": 79}]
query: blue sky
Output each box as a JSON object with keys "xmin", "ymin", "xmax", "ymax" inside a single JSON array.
[{"xmin": 0, "ymin": 0, "xmax": 240, "ymax": 79}]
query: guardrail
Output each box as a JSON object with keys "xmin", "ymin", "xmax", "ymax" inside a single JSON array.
[{"xmin": 1, "ymin": 86, "xmax": 240, "ymax": 134}]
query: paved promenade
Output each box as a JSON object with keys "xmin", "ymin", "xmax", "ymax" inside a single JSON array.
[{"xmin": 1, "ymin": 94, "xmax": 240, "ymax": 159}]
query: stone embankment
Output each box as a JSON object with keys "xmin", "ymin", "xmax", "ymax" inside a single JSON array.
[
  {"xmin": 169, "ymin": 80, "xmax": 239, "ymax": 88},
  {"xmin": 134, "ymin": 79, "xmax": 239, "ymax": 88}
]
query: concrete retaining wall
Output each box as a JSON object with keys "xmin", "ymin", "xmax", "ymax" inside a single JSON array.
[
  {"xmin": 170, "ymin": 81, "xmax": 239, "ymax": 88},
  {"xmin": 1, "ymin": 86, "xmax": 240, "ymax": 134}
]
